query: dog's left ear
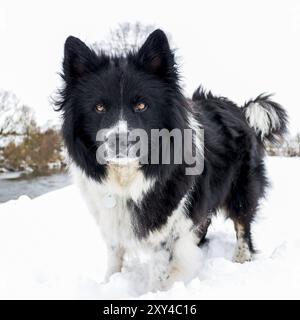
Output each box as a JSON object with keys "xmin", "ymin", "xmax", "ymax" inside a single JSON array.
[{"xmin": 137, "ymin": 29, "xmax": 176, "ymax": 80}]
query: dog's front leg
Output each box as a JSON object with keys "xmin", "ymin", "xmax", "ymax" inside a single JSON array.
[
  {"xmin": 149, "ymin": 243, "xmax": 190, "ymax": 290},
  {"xmin": 104, "ymin": 245, "xmax": 125, "ymax": 281},
  {"xmin": 148, "ymin": 244, "xmax": 173, "ymax": 290},
  {"xmin": 148, "ymin": 231, "xmax": 201, "ymax": 290}
]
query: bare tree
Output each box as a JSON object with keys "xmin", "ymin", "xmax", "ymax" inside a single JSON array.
[
  {"xmin": 0, "ymin": 90, "xmax": 36, "ymax": 135},
  {"xmin": 93, "ymin": 22, "xmax": 157, "ymax": 55}
]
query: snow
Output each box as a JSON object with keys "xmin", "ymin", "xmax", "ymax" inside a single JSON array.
[
  {"xmin": 0, "ymin": 135, "xmax": 25, "ymax": 149},
  {"xmin": 0, "ymin": 157, "xmax": 299, "ymax": 299},
  {"xmin": 40, "ymin": 118, "xmax": 62, "ymax": 133}
]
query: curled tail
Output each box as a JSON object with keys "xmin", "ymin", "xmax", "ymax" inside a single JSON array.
[{"xmin": 242, "ymin": 94, "xmax": 288, "ymax": 145}]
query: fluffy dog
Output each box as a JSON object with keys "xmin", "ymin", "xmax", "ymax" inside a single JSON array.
[{"xmin": 56, "ymin": 29, "xmax": 288, "ymax": 289}]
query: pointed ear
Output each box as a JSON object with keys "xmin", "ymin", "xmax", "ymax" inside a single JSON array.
[
  {"xmin": 63, "ymin": 36, "xmax": 99, "ymax": 82},
  {"xmin": 137, "ymin": 29, "xmax": 176, "ymax": 79}
]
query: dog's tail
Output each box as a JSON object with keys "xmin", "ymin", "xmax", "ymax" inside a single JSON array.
[{"xmin": 242, "ymin": 94, "xmax": 288, "ymax": 145}]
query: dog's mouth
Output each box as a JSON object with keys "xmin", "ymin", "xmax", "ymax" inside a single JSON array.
[
  {"xmin": 102, "ymin": 142, "xmax": 140, "ymax": 166},
  {"xmin": 96, "ymin": 138, "xmax": 144, "ymax": 166},
  {"xmin": 106, "ymin": 156, "xmax": 140, "ymax": 166}
]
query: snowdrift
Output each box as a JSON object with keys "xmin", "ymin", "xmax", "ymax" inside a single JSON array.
[{"xmin": 0, "ymin": 157, "xmax": 299, "ymax": 299}]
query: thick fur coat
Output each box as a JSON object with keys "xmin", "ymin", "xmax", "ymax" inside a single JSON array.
[{"xmin": 56, "ymin": 30, "xmax": 288, "ymax": 289}]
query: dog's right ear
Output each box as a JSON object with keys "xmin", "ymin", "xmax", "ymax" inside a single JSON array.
[{"xmin": 63, "ymin": 36, "xmax": 99, "ymax": 82}]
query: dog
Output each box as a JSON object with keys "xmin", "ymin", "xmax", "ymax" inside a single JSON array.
[{"xmin": 55, "ymin": 29, "xmax": 288, "ymax": 289}]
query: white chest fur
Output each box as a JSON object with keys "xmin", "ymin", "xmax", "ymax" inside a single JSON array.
[{"xmin": 71, "ymin": 163, "xmax": 155, "ymax": 246}]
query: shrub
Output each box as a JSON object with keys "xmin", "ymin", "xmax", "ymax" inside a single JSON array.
[{"xmin": 2, "ymin": 127, "xmax": 65, "ymax": 174}]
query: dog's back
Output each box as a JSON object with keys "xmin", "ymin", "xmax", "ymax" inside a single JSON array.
[{"xmin": 189, "ymin": 88, "xmax": 288, "ymax": 260}]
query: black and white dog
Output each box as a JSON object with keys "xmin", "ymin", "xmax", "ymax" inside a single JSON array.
[{"xmin": 56, "ymin": 29, "xmax": 288, "ymax": 289}]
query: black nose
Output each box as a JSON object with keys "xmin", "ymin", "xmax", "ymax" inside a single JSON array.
[{"xmin": 107, "ymin": 132, "xmax": 131, "ymax": 157}]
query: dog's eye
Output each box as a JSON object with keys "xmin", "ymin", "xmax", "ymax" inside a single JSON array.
[
  {"xmin": 95, "ymin": 103, "xmax": 106, "ymax": 113},
  {"xmin": 133, "ymin": 102, "xmax": 148, "ymax": 112}
]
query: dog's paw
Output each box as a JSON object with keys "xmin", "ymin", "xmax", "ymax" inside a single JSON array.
[{"xmin": 233, "ymin": 242, "xmax": 252, "ymax": 263}]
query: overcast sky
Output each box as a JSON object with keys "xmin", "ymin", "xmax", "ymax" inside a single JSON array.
[{"xmin": 0, "ymin": 0, "xmax": 300, "ymax": 134}]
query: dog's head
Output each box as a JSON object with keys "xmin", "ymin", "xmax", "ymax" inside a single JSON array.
[{"xmin": 57, "ymin": 29, "xmax": 188, "ymax": 179}]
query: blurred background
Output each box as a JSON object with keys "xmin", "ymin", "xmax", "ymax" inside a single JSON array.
[{"xmin": 0, "ymin": 0, "xmax": 300, "ymax": 203}]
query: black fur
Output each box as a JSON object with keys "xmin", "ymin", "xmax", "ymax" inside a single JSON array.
[{"xmin": 56, "ymin": 29, "xmax": 288, "ymax": 254}]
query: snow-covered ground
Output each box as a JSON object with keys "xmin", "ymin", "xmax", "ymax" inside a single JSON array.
[{"xmin": 0, "ymin": 157, "xmax": 299, "ymax": 299}]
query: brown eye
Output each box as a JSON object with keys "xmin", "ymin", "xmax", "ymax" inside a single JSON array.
[
  {"xmin": 95, "ymin": 104, "xmax": 106, "ymax": 113},
  {"xmin": 134, "ymin": 102, "xmax": 147, "ymax": 112}
]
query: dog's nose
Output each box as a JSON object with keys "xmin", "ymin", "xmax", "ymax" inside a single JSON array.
[{"xmin": 107, "ymin": 132, "xmax": 130, "ymax": 157}]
